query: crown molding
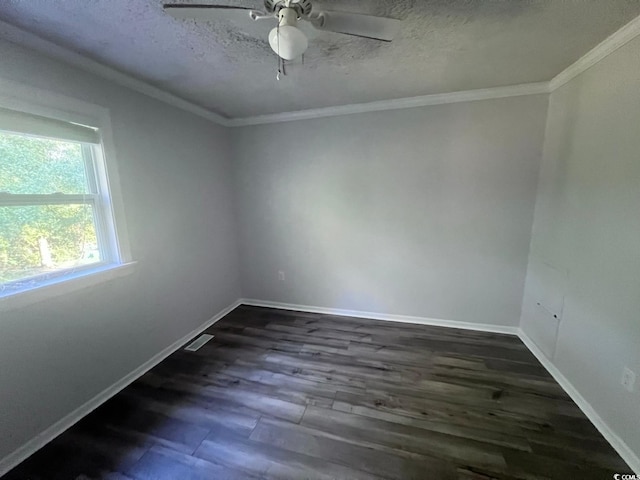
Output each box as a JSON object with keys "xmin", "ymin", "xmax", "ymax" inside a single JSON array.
[
  {"xmin": 230, "ymin": 12, "xmax": 640, "ymax": 126},
  {"xmin": 227, "ymin": 82, "xmax": 550, "ymax": 127},
  {"xmin": 2, "ymin": 11, "xmax": 638, "ymax": 128},
  {"xmin": 549, "ymin": 13, "xmax": 640, "ymax": 91},
  {"xmin": 0, "ymin": 20, "xmax": 232, "ymax": 127},
  {"xmin": 0, "ymin": 20, "xmax": 548, "ymax": 127},
  {"xmin": 0, "ymin": 21, "xmax": 547, "ymax": 127}
]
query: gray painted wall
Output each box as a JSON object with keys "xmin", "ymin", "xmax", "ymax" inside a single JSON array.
[
  {"xmin": 4, "ymin": 18, "xmax": 636, "ymax": 469},
  {"xmin": 521, "ymin": 36, "xmax": 640, "ymax": 459},
  {"xmin": 232, "ymin": 95, "xmax": 548, "ymax": 326},
  {"xmin": 0, "ymin": 39, "xmax": 240, "ymax": 461}
]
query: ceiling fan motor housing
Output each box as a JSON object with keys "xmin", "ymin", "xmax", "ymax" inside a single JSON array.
[
  {"xmin": 163, "ymin": 1, "xmax": 400, "ymax": 63},
  {"xmin": 277, "ymin": 7, "xmax": 298, "ymax": 27},
  {"xmin": 264, "ymin": 0, "xmax": 312, "ymax": 17}
]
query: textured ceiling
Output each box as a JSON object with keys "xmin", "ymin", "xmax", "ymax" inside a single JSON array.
[{"xmin": 0, "ymin": 0, "xmax": 638, "ymax": 118}]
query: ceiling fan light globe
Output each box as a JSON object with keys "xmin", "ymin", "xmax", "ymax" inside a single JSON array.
[{"xmin": 268, "ymin": 25, "xmax": 308, "ymax": 60}]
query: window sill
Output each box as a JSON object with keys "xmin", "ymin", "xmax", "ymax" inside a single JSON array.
[{"xmin": 0, "ymin": 262, "xmax": 137, "ymax": 313}]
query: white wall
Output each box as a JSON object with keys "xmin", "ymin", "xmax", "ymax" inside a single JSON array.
[
  {"xmin": 521, "ymin": 35, "xmax": 640, "ymax": 462},
  {"xmin": 232, "ymin": 95, "xmax": 548, "ymax": 326},
  {"xmin": 0, "ymin": 39, "xmax": 240, "ymax": 461}
]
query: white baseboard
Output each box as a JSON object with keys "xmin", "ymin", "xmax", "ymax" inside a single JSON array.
[
  {"xmin": 4, "ymin": 298, "xmax": 636, "ymax": 476},
  {"xmin": 518, "ymin": 330, "xmax": 640, "ymax": 475},
  {"xmin": 0, "ymin": 299, "xmax": 242, "ymax": 477},
  {"xmin": 239, "ymin": 298, "xmax": 519, "ymax": 335},
  {"xmin": 239, "ymin": 298, "xmax": 638, "ymax": 472}
]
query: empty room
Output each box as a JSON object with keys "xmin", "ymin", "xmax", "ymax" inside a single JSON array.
[{"xmin": 0, "ymin": 1, "xmax": 639, "ymax": 478}]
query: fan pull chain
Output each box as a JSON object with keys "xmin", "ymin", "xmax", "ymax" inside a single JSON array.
[
  {"xmin": 276, "ymin": 22, "xmax": 281, "ymax": 80},
  {"xmin": 277, "ymin": 58, "xmax": 286, "ymax": 80}
]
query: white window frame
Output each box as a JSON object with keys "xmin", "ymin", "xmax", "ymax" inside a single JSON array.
[{"xmin": 0, "ymin": 77, "xmax": 134, "ymax": 311}]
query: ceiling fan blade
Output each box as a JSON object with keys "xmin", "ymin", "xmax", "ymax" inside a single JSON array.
[
  {"xmin": 313, "ymin": 11, "xmax": 401, "ymax": 42},
  {"xmin": 163, "ymin": 4, "xmax": 255, "ymax": 21}
]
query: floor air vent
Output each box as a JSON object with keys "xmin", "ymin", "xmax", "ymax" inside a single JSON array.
[{"xmin": 184, "ymin": 334, "xmax": 214, "ymax": 352}]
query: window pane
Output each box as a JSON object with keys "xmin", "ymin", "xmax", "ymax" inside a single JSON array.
[
  {"xmin": 0, "ymin": 204, "xmax": 100, "ymax": 285},
  {"xmin": 0, "ymin": 130, "xmax": 89, "ymax": 194}
]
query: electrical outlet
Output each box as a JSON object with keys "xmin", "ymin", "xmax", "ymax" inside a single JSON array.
[
  {"xmin": 278, "ymin": 270, "xmax": 285, "ymax": 281},
  {"xmin": 621, "ymin": 367, "xmax": 636, "ymax": 392}
]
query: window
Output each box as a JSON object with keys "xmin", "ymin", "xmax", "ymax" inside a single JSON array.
[{"xmin": 0, "ymin": 105, "xmax": 126, "ymax": 299}]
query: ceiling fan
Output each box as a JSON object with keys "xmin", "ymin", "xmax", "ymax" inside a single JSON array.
[{"xmin": 163, "ymin": 1, "xmax": 401, "ymax": 65}]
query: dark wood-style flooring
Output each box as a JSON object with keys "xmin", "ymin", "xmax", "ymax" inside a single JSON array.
[{"xmin": 4, "ymin": 305, "xmax": 630, "ymax": 479}]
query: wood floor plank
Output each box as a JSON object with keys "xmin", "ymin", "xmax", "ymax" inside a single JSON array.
[
  {"xmin": 250, "ymin": 417, "xmax": 457, "ymax": 480},
  {"xmin": 332, "ymin": 390, "xmax": 549, "ymax": 437},
  {"xmin": 162, "ymin": 376, "xmax": 309, "ymax": 421},
  {"xmin": 232, "ymin": 356, "xmax": 368, "ymax": 392},
  {"xmin": 331, "ymin": 394, "xmax": 532, "ymax": 451},
  {"xmin": 502, "ymin": 450, "xmax": 620, "ymax": 480},
  {"xmin": 4, "ymin": 305, "xmax": 631, "ymax": 480},
  {"xmin": 125, "ymin": 445, "xmax": 257, "ymax": 480},
  {"xmin": 300, "ymin": 405, "xmax": 509, "ymax": 470},
  {"xmin": 119, "ymin": 390, "xmax": 260, "ymax": 437},
  {"xmin": 195, "ymin": 424, "xmax": 384, "ymax": 480}
]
